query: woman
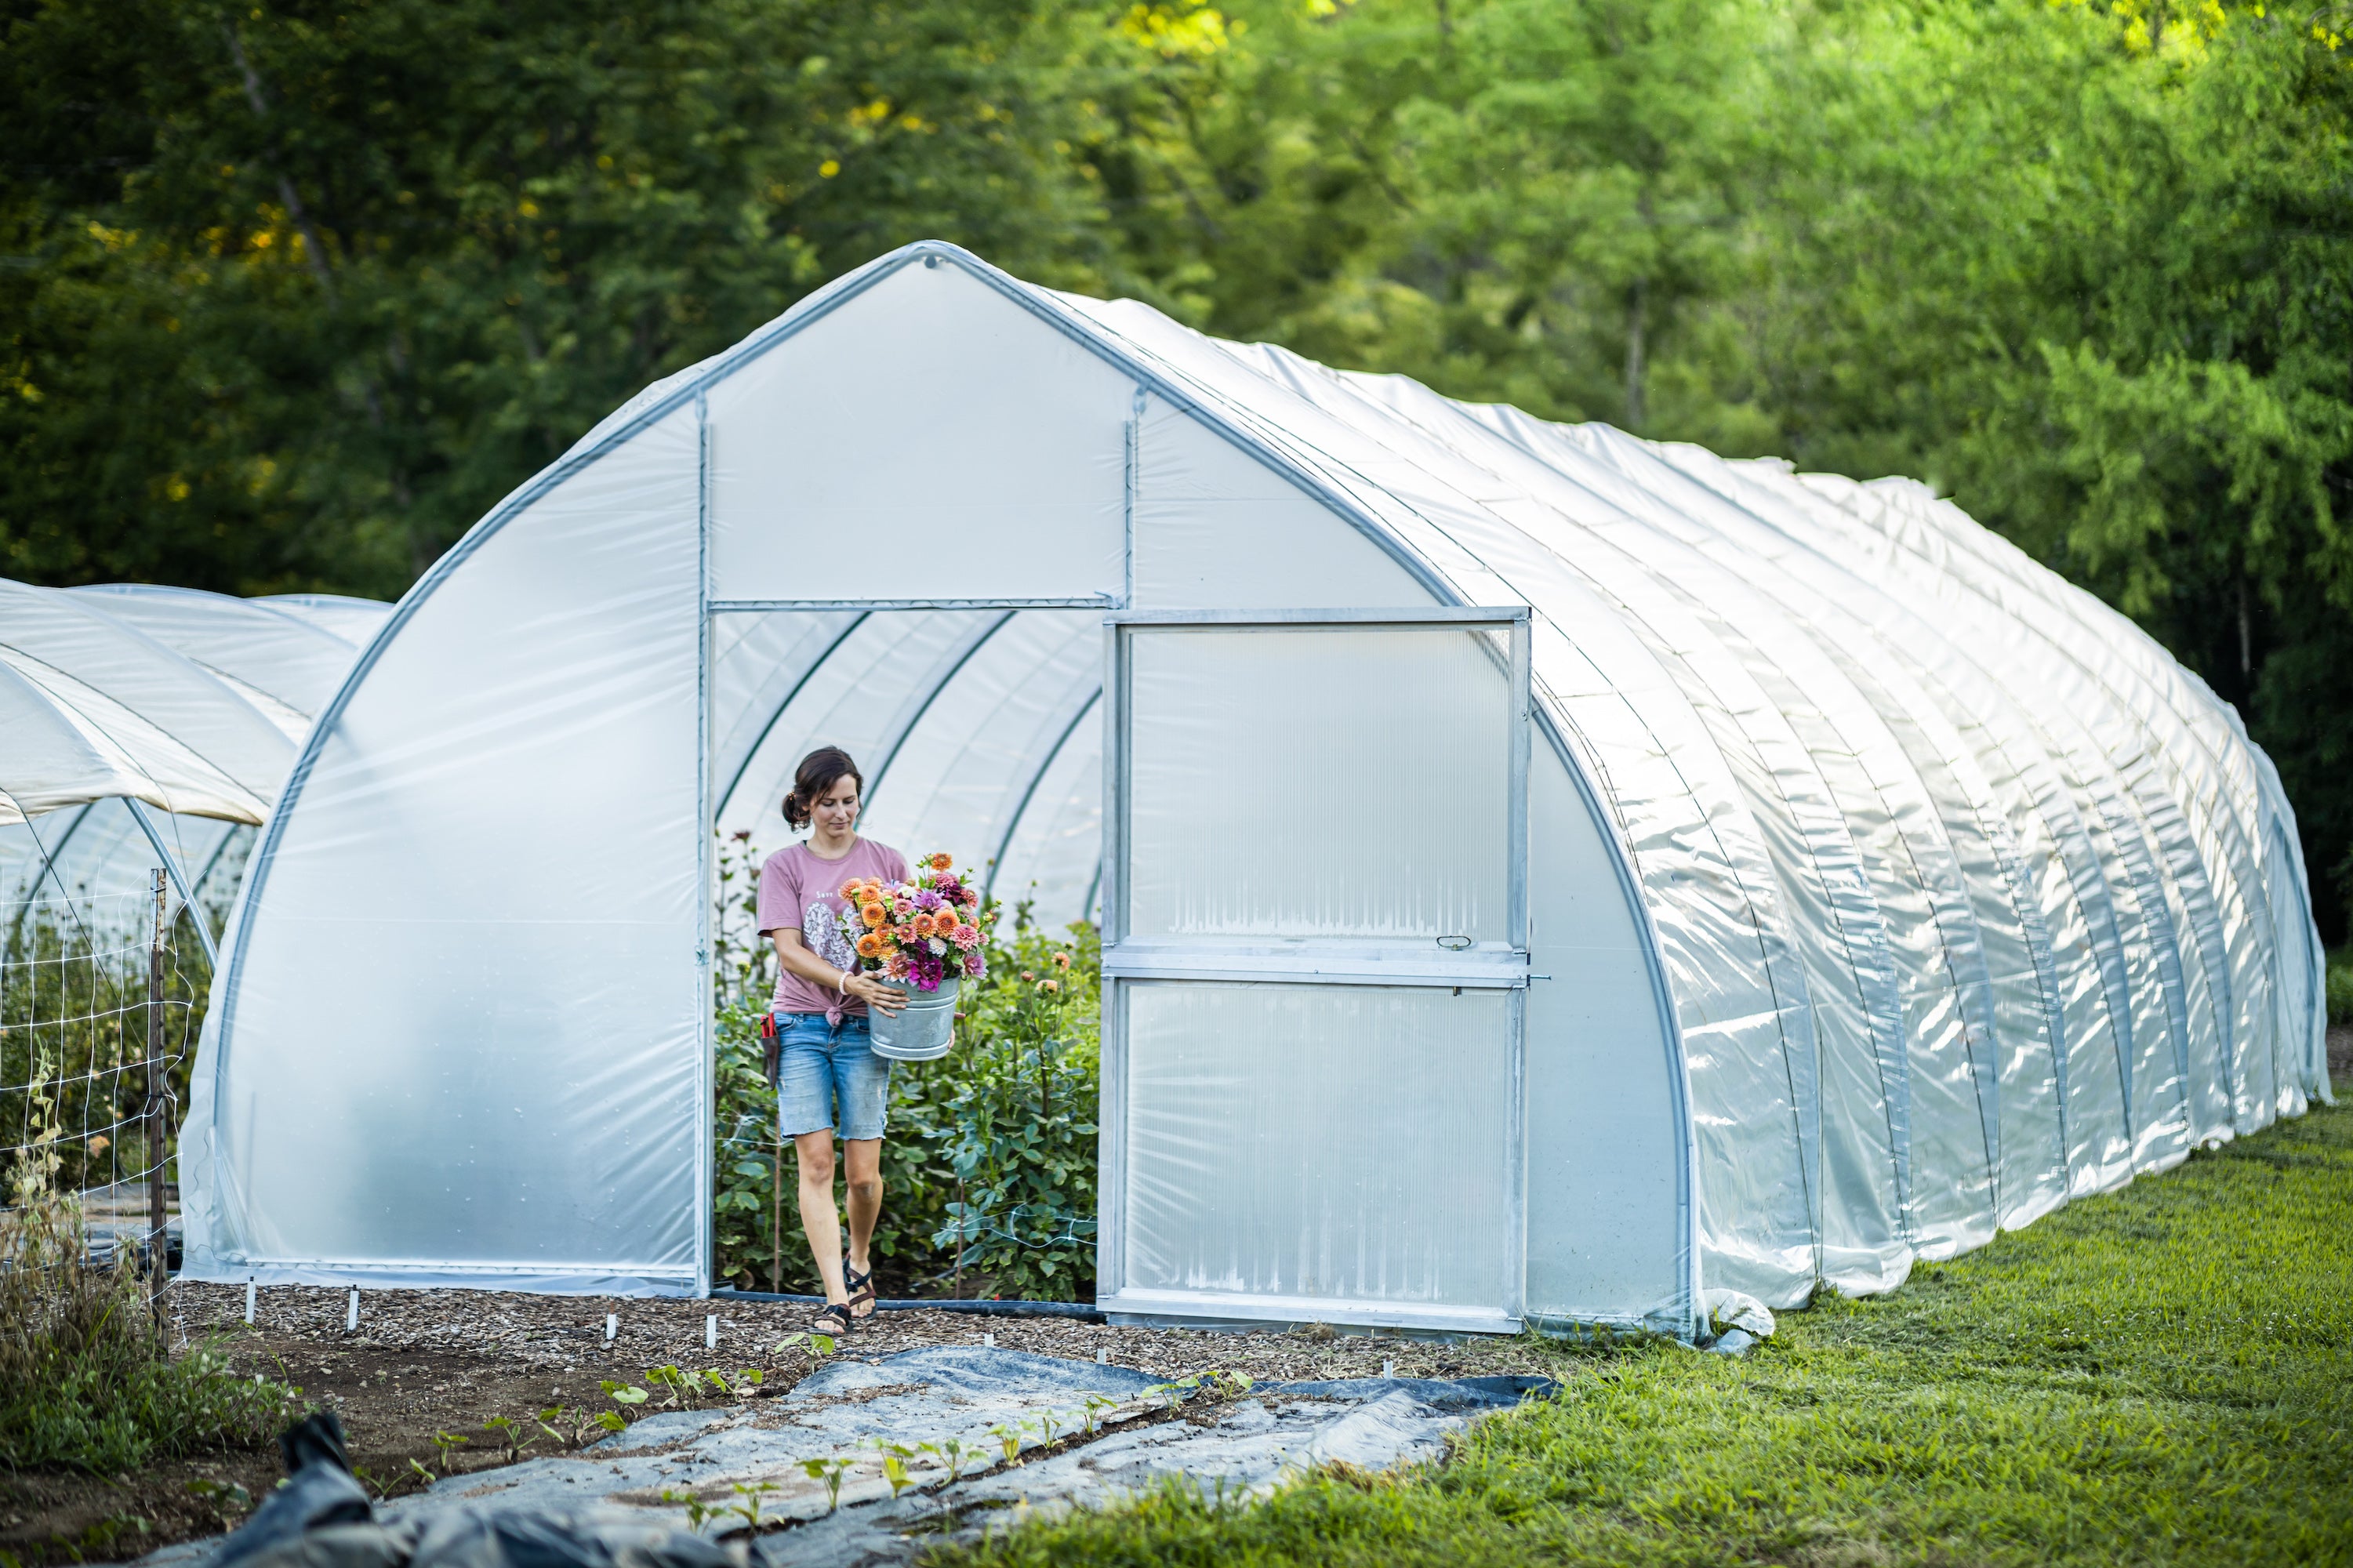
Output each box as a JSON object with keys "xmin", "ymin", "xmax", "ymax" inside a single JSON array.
[{"xmin": 756, "ymin": 746, "xmax": 908, "ymax": 1338}]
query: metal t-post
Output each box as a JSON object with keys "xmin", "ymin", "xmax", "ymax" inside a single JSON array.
[{"xmin": 146, "ymin": 867, "xmax": 169, "ymax": 1315}]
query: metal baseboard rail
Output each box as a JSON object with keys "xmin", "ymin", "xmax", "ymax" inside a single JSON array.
[{"xmin": 710, "ymin": 1287, "xmax": 1104, "ymax": 1322}]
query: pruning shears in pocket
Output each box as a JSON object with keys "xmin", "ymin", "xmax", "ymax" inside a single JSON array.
[{"xmin": 760, "ymin": 1011, "xmax": 780, "ymax": 1087}]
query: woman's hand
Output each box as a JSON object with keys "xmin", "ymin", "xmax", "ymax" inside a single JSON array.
[{"xmin": 844, "ymin": 972, "xmax": 907, "ymax": 1014}]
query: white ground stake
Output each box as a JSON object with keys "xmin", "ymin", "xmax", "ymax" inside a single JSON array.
[
  {"xmin": 1095, "ymin": 1349, "xmax": 1108, "ymax": 1364},
  {"xmin": 982, "ymin": 1332, "xmax": 996, "ymax": 1347},
  {"xmin": 244, "ymin": 1279, "xmax": 256, "ymax": 1324},
  {"xmin": 1382, "ymin": 1359, "xmax": 1395, "ymax": 1377},
  {"xmin": 605, "ymin": 1313, "xmax": 617, "ymax": 1344},
  {"xmin": 347, "ymin": 1290, "xmax": 360, "ymax": 1332},
  {"xmin": 705, "ymin": 1314, "xmax": 717, "ymax": 1350}
]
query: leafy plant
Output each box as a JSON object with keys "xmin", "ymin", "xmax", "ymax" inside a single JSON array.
[
  {"xmin": 772, "ymin": 1331, "xmax": 837, "ymax": 1362},
  {"xmin": 183, "ymin": 1477, "xmax": 252, "ymax": 1526},
  {"xmin": 800, "ymin": 1454, "xmax": 853, "ymax": 1513},
  {"xmin": 988, "ymin": 1421, "xmax": 1027, "ymax": 1465},
  {"xmin": 539, "ymin": 1405, "xmax": 602, "ymax": 1450},
  {"xmin": 350, "ymin": 1465, "xmax": 401, "ymax": 1504},
  {"xmin": 714, "ymin": 891, "xmax": 1102, "ymax": 1302},
  {"xmin": 644, "ymin": 1364, "xmax": 696, "ymax": 1409},
  {"xmin": 0, "ymin": 1054, "xmax": 301, "ymax": 1472},
  {"xmin": 658, "ymin": 1487, "xmax": 716, "ymax": 1531},
  {"xmin": 922, "ymin": 925, "xmax": 1102, "ymax": 1301},
  {"xmin": 481, "ymin": 1414, "xmax": 532, "ymax": 1465},
  {"xmin": 724, "ymin": 1481, "xmax": 777, "ymax": 1531},
  {"xmin": 875, "ymin": 1439, "xmax": 917, "ymax": 1499}
]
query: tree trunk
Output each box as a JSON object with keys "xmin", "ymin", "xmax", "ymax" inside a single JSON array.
[
  {"xmin": 2238, "ymin": 573, "xmax": 2253, "ymax": 679},
  {"xmin": 1624, "ymin": 278, "xmax": 1649, "ymax": 430}
]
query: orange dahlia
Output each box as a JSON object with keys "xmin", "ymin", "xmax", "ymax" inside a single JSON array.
[
  {"xmin": 860, "ymin": 902, "xmax": 886, "ymax": 929},
  {"xmin": 855, "ymin": 932, "xmax": 883, "ymax": 958}
]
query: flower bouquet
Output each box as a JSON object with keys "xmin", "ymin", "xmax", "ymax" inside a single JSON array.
[{"xmin": 836, "ymin": 854, "xmax": 993, "ymax": 1060}]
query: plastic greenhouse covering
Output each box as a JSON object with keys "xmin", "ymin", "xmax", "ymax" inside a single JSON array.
[
  {"xmin": 1, "ymin": 583, "xmax": 390, "ymax": 940},
  {"xmin": 176, "ymin": 243, "xmax": 2327, "ymax": 1336}
]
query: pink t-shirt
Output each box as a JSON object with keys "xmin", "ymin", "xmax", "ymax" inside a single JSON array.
[{"xmin": 757, "ymin": 838, "xmax": 910, "ymax": 1017}]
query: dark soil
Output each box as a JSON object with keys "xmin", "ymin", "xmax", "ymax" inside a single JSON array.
[{"xmin": 0, "ymin": 1283, "xmax": 1551, "ymax": 1567}]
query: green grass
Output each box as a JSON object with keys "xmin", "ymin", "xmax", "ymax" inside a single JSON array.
[{"xmin": 942, "ymin": 1096, "xmax": 2353, "ymax": 1568}]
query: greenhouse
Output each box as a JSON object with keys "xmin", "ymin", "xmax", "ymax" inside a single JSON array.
[
  {"xmin": 179, "ymin": 241, "xmax": 2329, "ymax": 1337},
  {"xmin": 2, "ymin": 582, "xmax": 391, "ymax": 937}
]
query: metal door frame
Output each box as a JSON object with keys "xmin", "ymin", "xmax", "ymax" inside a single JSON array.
[{"xmin": 1096, "ymin": 606, "xmax": 1533, "ymax": 1334}]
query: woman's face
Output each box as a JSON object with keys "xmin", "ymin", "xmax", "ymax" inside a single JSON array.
[{"xmin": 813, "ymin": 775, "xmax": 861, "ymax": 836}]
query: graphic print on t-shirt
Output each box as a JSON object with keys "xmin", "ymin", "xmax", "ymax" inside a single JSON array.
[{"xmin": 807, "ymin": 898, "xmax": 859, "ymax": 973}]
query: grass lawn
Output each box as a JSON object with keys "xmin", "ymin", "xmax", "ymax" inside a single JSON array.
[{"xmin": 943, "ymin": 1092, "xmax": 2353, "ymax": 1568}]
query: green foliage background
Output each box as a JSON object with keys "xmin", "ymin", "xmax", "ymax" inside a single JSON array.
[{"xmin": 5, "ymin": 0, "xmax": 2350, "ymax": 935}]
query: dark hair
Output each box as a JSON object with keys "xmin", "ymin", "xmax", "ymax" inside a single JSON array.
[{"xmin": 783, "ymin": 747, "xmax": 863, "ymax": 832}]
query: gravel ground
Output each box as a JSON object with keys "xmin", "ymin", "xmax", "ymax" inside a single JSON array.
[
  {"xmin": 167, "ymin": 1280, "xmax": 1562, "ymax": 1386},
  {"xmin": 5, "ymin": 1283, "xmax": 1571, "ymax": 1567}
]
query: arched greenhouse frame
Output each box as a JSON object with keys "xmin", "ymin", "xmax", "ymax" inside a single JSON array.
[{"xmin": 180, "ymin": 241, "xmax": 2330, "ymax": 1338}]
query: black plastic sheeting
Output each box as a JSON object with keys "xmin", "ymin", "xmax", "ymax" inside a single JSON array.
[{"xmin": 210, "ymin": 1414, "xmax": 742, "ymax": 1568}]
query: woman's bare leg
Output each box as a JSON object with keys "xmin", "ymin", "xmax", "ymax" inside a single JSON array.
[
  {"xmin": 795, "ymin": 1130, "xmax": 848, "ymax": 1305},
  {"xmin": 842, "ymin": 1138, "xmax": 883, "ymax": 1316}
]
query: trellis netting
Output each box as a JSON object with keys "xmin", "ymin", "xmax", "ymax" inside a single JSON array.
[
  {"xmin": 1, "ymin": 583, "xmax": 389, "ymax": 1280},
  {"xmin": 180, "ymin": 242, "xmax": 2328, "ymax": 1335}
]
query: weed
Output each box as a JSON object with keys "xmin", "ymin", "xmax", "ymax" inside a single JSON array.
[
  {"xmin": 0, "ymin": 1057, "xmax": 299, "ymax": 1472},
  {"xmin": 183, "ymin": 1478, "xmax": 251, "ymax": 1527}
]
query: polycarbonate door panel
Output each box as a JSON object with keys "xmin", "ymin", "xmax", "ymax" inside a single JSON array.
[
  {"xmin": 1123, "ymin": 982, "xmax": 1512, "ymax": 1309},
  {"xmin": 1124, "ymin": 623, "xmax": 1515, "ymax": 946},
  {"xmin": 1102, "ymin": 611, "xmax": 1530, "ymax": 1333}
]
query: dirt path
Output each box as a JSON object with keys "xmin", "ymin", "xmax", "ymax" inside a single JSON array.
[{"xmin": 1, "ymin": 1283, "xmax": 1562, "ymax": 1566}]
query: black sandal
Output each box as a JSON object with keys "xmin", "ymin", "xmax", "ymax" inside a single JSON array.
[
  {"xmin": 811, "ymin": 1301, "xmax": 853, "ymax": 1338},
  {"xmin": 844, "ymin": 1261, "xmax": 878, "ymax": 1321}
]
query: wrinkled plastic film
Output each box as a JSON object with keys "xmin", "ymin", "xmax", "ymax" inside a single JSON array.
[{"xmin": 184, "ymin": 405, "xmax": 706, "ymax": 1289}]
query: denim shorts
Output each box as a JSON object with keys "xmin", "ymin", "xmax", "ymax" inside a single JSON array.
[{"xmin": 775, "ymin": 1013, "xmax": 892, "ymax": 1141}]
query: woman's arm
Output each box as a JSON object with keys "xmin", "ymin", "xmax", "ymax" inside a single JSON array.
[{"xmin": 769, "ymin": 927, "xmax": 906, "ymax": 1013}]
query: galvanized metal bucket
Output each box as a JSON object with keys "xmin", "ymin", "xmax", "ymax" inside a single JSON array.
[{"xmin": 868, "ymin": 975, "xmax": 959, "ymax": 1061}]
